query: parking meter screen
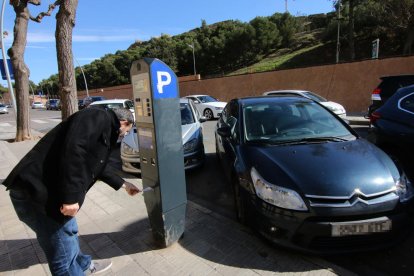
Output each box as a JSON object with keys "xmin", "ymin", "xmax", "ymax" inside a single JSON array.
[{"xmin": 137, "ymin": 127, "xmax": 154, "ymax": 150}]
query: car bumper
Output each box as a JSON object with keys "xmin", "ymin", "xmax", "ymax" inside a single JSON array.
[
  {"xmin": 245, "ymin": 192, "xmax": 414, "ymax": 254},
  {"xmin": 212, "ymin": 110, "xmax": 222, "ymax": 118},
  {"xmin": 184, "ymin": 146, "xmax": 205, "ymax": 169},
  {"xmin": 121, "ymin": 154, "xmax": 141, "ymax": 174}
]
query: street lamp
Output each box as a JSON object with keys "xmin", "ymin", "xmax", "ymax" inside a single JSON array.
[
  {"xmin": 74, "ymin": 56, "xmax": 89, "ymax": 97},
  {"xmin": 336, "ymin": 0, "xmax": 342, "ymax": 63},
  {"xmin": 188, "ymin": 42, "xmax": 197, "ymax": 76},
  {"xmin": 0, "ymin": 0, "xmax": 16, "ymax": 118}
]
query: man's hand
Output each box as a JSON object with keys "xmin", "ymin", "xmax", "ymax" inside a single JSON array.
[
  {"xmin": 122, "ymin": 181, "xmax": 141, "ymax": 196},
  {"xmin": 60, "ymin": 203, "xmax": 80, "ymax": 217}
]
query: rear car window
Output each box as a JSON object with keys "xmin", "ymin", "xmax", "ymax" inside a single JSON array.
[{"xmin": 400, "ymin": 94, "xmax": 414, "ymax": 113}]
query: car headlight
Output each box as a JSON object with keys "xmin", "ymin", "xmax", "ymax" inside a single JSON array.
[
  {"xmin": 250, "ymin": 167, "xmax": 307, "ymax": 211},
  {"xmin": 121, "ymin": 142, "xmax": 140, "ymax": 156},
  {"xmin": 183, "ymin": 138, "xmax": 198, "ymax": 153},
  {"xmin": 214, "ymin": 107, "xmax": 223, "ymax": 110},
  {"xmin": 395, "ymin": 172, "xmax": 414, "ymax": 203}
]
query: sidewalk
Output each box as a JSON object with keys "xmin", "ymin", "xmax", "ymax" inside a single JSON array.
[{"xmin": 0, "ymin": 130, "xmax": 355, "ymax": 275}]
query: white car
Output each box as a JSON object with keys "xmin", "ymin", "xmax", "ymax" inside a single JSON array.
[
  {"xmin": 89, "ymin": 99, "xmax": 135, "ymax": 121},
  {"xmin": 263, "ymin": 90, "xmax": 347, "ymax": 118},
  {"xmin": 31, "ymin": 101, "xmax": 45, "ymax": 109},
  {"xmin": 0, "ymin": 104, "xmax": 8, "ymax": 114},
  {"xmin": 121, "ymin": 98, "xmax": 206, "ymax": 174},
  {"xmin": 185, "ymin": 94, "xmax": 227, "ymax": 120}
]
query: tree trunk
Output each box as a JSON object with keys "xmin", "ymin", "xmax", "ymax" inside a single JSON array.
[
  {"xmin": 348, "ymin": 0, "xmax": 355, "ymax": 60},
  {"xmin": 8, "ymin": 1, "xmax": 32, "ymax": 141},
  {"xmin": 55, "ymin": 0, "xmax": 78, "ymax": 120}
]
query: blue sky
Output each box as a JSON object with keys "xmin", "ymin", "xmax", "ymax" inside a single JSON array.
[{"xmin": 1, "ymin": 0, "xmax": 334, "ymax": 86}]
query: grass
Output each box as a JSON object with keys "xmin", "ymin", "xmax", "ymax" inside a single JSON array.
[{"xmin": 228, "ymin": 43, "xmax": 325, "ymax": 75}]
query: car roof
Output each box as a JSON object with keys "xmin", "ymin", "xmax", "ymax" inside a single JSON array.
[
  {"xmin": 238, "ymin": 95, "xmax": 312, "ymax": 105},
  {"xmin": 263, "ymin": 90, "xmax": 311, "ymax": 95},
  {"xmin": 180, "ymin": 98, "xmax": 191, "ymax": 104},
  {"xmin": 89, "ymin": 99, "xmax": 130, "ymax": 105},
  {"xmin": 380, "ymin": 75, "xmax": 414, "ymax": 80},
  {"xmin": 186, "ymin": 94, "xmax": 208, "ymax": 97}
]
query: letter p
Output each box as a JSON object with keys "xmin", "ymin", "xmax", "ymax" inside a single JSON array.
[{"xmin": 156, "ymin": 71, "xmax": 171, "ymax": 94}]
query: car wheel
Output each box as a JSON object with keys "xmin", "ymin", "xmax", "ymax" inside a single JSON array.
[
  {"xmin": 233, "ymin": 177, "xmax": 247, "ymax": 225},
  {"xmin": 204, "ymin": 108, "xmax": 213, "ymax": 120}
]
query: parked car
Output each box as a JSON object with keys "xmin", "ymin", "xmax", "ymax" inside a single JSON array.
[
  {"xmin": 367, "ymin": 85, "xmax": 414, "ymax": 181},
  {"xmin": 121, "ymin": 98, "xmax": 206, "ymax": 174},
  {"xmin": 185, "ymin": 94, "xmax": 227, "ymax": 120},
  {"xmin": 78, "ymin": 99, "xmax": 85, "ymax": 110},
  {"xmin": 82, "ymin": 96, "xmax": 106, "ymax": 109},
  {"xmin": 215, "ymin": 95, "xmax": 414, "ymax": 253},
  {"xmin": 31, "ymin": 101, "xmax": 45, "ymax": 109},
  {"xmin": 89, "ymin": 99, "xmax": 135, "ymax": 120},
  {"xmin": 0, "ymin": 104, "xmax": 8, "ymax": 114},
  {"xmin": 263, "ymin": 90, "xmax": 347, "ymax": 118},
  {"xmin": 46, "ymin": 99, "xmax": 61, "ymax": 110},
  {"xmin": 368, "ymin": 74, "xmax": 414, "ymax": 116}
]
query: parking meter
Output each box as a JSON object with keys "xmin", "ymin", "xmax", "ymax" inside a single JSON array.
[{"xmin": 130, "ymin": 58, "xmax": 187, "ymax": 247}]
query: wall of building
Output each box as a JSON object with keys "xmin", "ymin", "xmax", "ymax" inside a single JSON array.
[{"xmin": 29, "ymin": 55, "xmax": 412, "ymax": 114}]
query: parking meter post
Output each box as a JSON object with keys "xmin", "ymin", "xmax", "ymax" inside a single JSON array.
[{"xmin": 130, "ymin": 58, "xmax": 187, "ymax": 247}]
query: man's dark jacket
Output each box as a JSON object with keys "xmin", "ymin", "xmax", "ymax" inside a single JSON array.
[{"xmin": 3, "ymin": 107, "xmax": 125, "ymax": 223}]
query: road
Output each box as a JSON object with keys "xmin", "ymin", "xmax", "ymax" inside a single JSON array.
[
  {"xmin": 0, "ymin": 108, "xmax": 61, "ymax": 136},
  {"xmin": 1, "ymin": 110, "xmax": 412, "ymax": 275}
]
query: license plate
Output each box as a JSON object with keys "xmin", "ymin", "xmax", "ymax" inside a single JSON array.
[{"xmin": 331, "ymin": 217, "xmax": 392, "ymax": 237}]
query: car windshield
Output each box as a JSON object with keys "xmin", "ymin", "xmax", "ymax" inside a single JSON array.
[
  {"xmin": 49, "ymin": 99, "xmax": 58, "ymax": 103},
  {"xmin": 180, "ymin": 103, "xmax": 195, "ymax": 125},
  {"xmin": 197, "ymin": 95, "xmax": 218, "ymax": 103},
  {"xmin": 302, "ymin": 92, "xmax": 327, "ymax": 102},
  {"xmin": 243, "ymin": 101, "xmax": 353, "ymax": 144}
]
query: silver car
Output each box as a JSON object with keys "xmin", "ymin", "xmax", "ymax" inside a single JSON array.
[
  {"xmin": 121, "ymin": 98, "xmax": 206, "ymax": 174},
  {"xmin": 263, "ymin": 90, "xmax": 347, "ymax": 118},
  {"xmin": 0, "ymin": 104, "xmax": 8, "ymax": 114}
]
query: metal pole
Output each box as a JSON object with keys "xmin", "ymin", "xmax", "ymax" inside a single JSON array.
[
  {"xmin": 0, "ymin": 0, "xmax": 16, "ymax": 118},
  {"xmin": 188, "ymin": 43, "xmax": 196, "ymax": 76},
  {"xmin": 74, "ymin": 56, "xmax": 89, "ymax": 97},
  {"xmin": 336, "ymin": 0, "xmax": 341, "ymax": 63}
]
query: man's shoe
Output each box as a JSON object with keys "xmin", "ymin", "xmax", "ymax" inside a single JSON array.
[{"xmin": 85, "ymin": 259, "xmax": 112, "ymax": 275}]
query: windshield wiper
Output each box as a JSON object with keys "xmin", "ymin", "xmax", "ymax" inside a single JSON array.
[{"xmin": 297, "ymin": 136, "xmax": 349, "ymax": 142}]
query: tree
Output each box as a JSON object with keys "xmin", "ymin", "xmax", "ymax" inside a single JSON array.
[
  {"xmin": 250, "ymin": 16, "xmax": 281, "ymax": 54},
  {"xmin": 55, "ymin": 0, "xmax": 79, "ymax": 120},
  {"xmin": 8, "ymin": 0, "xmax": 57, "ymax": 141}
]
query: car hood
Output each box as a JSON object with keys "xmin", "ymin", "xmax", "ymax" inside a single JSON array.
[
  {"xmin": 202, "ymin": 102, "xmax": 227, "ymax": 108},
  {"xmin": 243, "ymin": 139, "xmax": 399, "ymax": 197}
]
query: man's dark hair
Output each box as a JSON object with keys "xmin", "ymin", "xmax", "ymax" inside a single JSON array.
[{"xmin": 112, "ymin": 108, "xmax": 134, "ymax": 124}]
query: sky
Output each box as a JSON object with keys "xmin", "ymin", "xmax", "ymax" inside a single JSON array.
[{"xmin": 1, "ymin": 0, "xmax": 334, "ymax": 86}]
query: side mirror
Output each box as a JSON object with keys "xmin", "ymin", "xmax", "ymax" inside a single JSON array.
[
  {"xmin": 199, "ymin": 116, "xmax": 207, "ymax": 123},
  {"xmin": 217, "ymin": 125, "xmax": 231, "ymax": 137},
  {"xmin": 193, "ymin": 100, "xmax": 200, "ymax": 104}
]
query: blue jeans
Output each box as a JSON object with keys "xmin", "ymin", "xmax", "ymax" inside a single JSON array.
[{"xmin": 10, "ymin": 190, "xmax": 92, "ymax": 275}]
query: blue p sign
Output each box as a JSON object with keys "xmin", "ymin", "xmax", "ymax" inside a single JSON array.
[{"xmin": 150, "ymin": 59, "xmax": 178, "ymax": 99}]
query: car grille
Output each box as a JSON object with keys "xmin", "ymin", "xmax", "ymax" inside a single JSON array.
[{"xmin": 305, "ymin": 187, "xmax": 398, "ymax": 208}]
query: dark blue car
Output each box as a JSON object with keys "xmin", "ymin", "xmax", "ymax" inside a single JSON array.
[
  {"xmin": 215, "ymin": 95, "xmax": 414, "ymax": 253},
  {"xmin": 368, "ymin": 85, "xmax": 414, "ymax": 181}
]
